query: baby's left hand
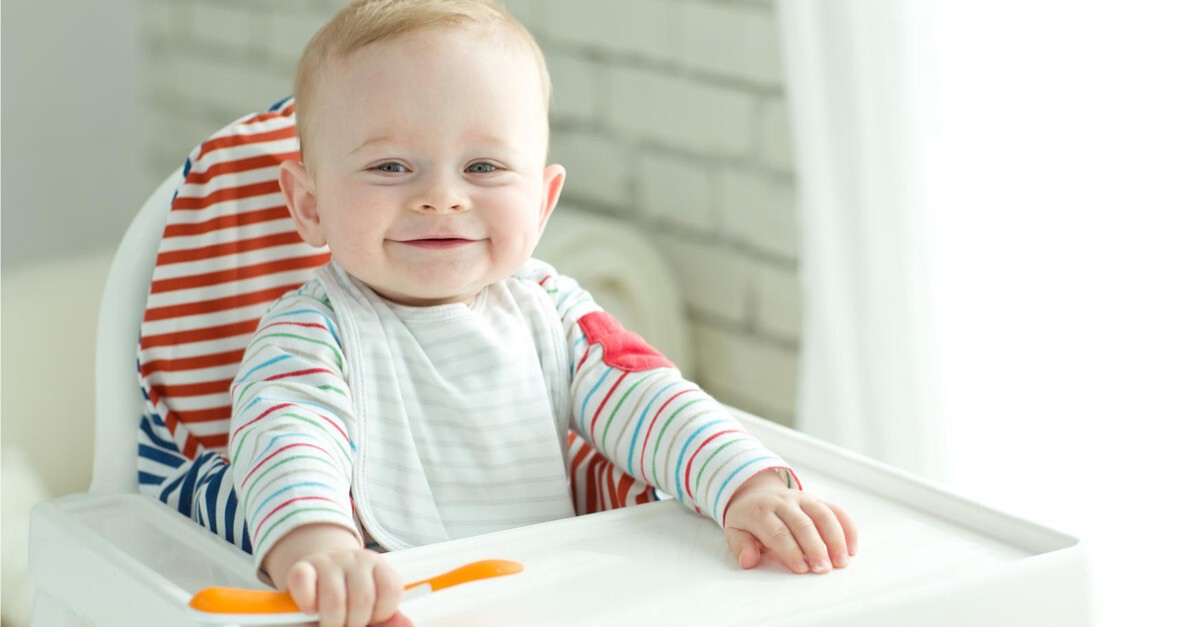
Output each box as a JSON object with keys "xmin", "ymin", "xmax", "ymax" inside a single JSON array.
[{"xmin": 723, "ymin": 470, "xmax": 858, "ymax": 575}]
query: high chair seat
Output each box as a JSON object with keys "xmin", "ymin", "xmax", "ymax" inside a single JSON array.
[{"xmin": 130, "ymin": 99, "xmax": 655, "ymax": 553}]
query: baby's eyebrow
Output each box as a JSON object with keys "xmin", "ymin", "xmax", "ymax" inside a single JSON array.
[{"xmin": 347, "ymin": 135, "xmax": 406, "ymax": 157}]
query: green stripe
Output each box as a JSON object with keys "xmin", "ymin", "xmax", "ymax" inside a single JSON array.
[
  {"xmin": 231, "ymin": 412, "xmax": 351, "ymax": 467},
  {"xmin": 244, "ymin": 454, "xmax": 338, "ymax": 502},
  {"xmin": 257, "ymin": 506, "xmax": 349, "ymax": 547},
  {"xmin": 600, "ymin": 372, "xmax": 655, "ymax": 450},
  {"xmin": 245, "ymin": 332, "xmax": 344, "ymax": 370},
  {"xmin": 693, "ymin": 437, "xmax": 751, "ymax": 499},
  {"xmin": 650, "ymin": 398, "xmax": 704, "ymax": 487}
]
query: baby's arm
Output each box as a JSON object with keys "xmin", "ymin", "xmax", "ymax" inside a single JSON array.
[
  {"xmin": 535, "ymin": 263, "xmax": 857, "ymax": 573},
  {"xmin": 229, "ymin": 286, "xmax": 408, "ymax": 625}
]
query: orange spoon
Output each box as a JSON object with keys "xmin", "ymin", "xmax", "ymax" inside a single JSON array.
[{"xmin": 188, "ymin": 559, "xmax": 523, "ymax": 624}]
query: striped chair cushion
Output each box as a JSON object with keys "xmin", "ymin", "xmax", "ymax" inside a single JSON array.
[{"xmin": 135, "ymin": 99, "xmax": 653, "ymax": 552}]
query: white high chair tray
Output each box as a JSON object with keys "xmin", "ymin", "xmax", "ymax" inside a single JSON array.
[{"xmin": 29, "ymin": 410, "xmax": 1090, "ymax": 626}]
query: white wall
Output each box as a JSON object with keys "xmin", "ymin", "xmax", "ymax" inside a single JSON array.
[{"xmin": 1, "ymin": 0, "xmax": 150, "ymax": 270}]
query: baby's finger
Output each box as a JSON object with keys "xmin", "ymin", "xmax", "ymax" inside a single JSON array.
[
  {"xmin": 827, "ymin": 501, "xmax": 859, "ymax": 556},
  {"xmin": 776, "ymin": 505, "xmax": 831, "ymax": 574},
  {"xmin": 372, "ymin": 562, "xmax": 404, "ymax": 623},
  {"xmin": 313, "ymin": 561, "xmax": 348, "ymax": 627},
  {"xmin": 724, "ymin": 527, "xmax": 763, "ymax": 569},
  {"xmin": 285, "ymin": 562, "xmax": 319, "ymax": 613},
  {"xmin": 344, "ymin": 563, "xmax": 377, "ymax": 627},
  {"xmin": 753, "ymin": 515, "xmax": 810, "ymax": 574},
  {"xmin": 800, "ymin": 499, "xmax": 849, "ymax": 568}
]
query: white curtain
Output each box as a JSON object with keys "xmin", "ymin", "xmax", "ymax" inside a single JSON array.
[
  {"xmin": 777, "ymin": 0, "xmax": 941, "ymax": 477},
  {"xmin": 778, "ymin": 1, "xmax": 1200, "ymax": 625}
]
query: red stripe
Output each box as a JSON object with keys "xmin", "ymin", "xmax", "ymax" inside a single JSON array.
[
  {"xmin": 231, "ymin": 402, "xmax": 291, "ymax": 442},
  {"xmin": 585, "ymin": 452, "xmax": 606, "ymax": 515},
  {"xmin": 616, "ymin": 473, "xmax": 635, "ymax": 506},
  {"xmin": 230, "ymin": 401, "xmax": 349, "ymax": 447},
  {"xmin": 638, "ymin": 389, "xmax": 699, "ymax": 480},
  {"xmin": 242, "ymin": 442, "xmax": 328, "ymax": 489},
  {"xmin": 173, "ymin": 180, "xmax": 281, "ymax": 211},
  {"xmin": 151, "ymin": 378, "xmax": 233, "ymax": 398},
  {"xmin": 172, "ymin": 406, "xmax": 232, "ymax": 424},
  {"xmin": 141, "ymin": 319, "xmax": 260, "ymax": 349},
  {"xmin": 604, "ymin": 463, "xmax": 620, "ymax": 512},
  {"xmin": 150, "ymin": 254, "xmax": 328, "ymax": 293},
  {"xmin": 196, "ymin": 432, "xmax": 232, "ymax": 450},
  {"xmin": 635, "ymin": 485, "xmax": 654, "ymax": 504},
  {"xmin": 576, "ymin": 345, "xmax": 591, "ymax": 374},
  {"xmin": 185, "ymin": 152, "xmax": 298, "ymax": 186},
  {"xmin": 682, "ymin": 429, "xmax": 741, "ymax": 500},
  {"xmin": 144, "ymin": 285, "xmax": 296, "ymax": 322},
  {"xmin": 259, "ymin": 321, "xmax": 327, "ymax": 333},
  {"xmin": 155, "ymin": 231, "xmax": 307, "ymax": 266},
  {"xmin": 264, "ymin": 367, "xmax": 335, "ymax": 382},
  {"xmin": 253, "ymin": 495, "xmax": 340, "ymax": 540},
  {"xmin": 141, "ymin": 349, "xmax": 244, "ymax": 375},
  {"xmin": 197, "ymin": 127, "xmax": 297, "ymax": 162},
  {"xmin": 163, "ymin": 206, "xmax": 291, "ymax": 238},
  {"xmin": 588, "ymin": 371, "xmax": 629, "ymax": 442}
]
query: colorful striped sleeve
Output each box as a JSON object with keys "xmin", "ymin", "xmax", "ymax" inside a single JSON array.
[
  {"xmin": 530, "ymin": 260, "xmax": 801, "ymax": 527},
  {"xmin": 228, "ymin": 280, "xmax": 359, "ymax": 571}
]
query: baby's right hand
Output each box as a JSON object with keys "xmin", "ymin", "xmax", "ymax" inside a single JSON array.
[
  {"xmin": 265, "ymin": 525, "xmax": 411, "ymax": 627},
  {"xmin": 286, "ymin": 547, "xmax": 410, "ymax": 627}
]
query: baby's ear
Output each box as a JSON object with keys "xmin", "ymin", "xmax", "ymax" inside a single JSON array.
[
  {"xmin": 279, "ymin": 160, "xmax": 326, "ymax": 247},
  {"xmin": 539, "ymin": 163, "xmax": 566, "ymax": 233}
]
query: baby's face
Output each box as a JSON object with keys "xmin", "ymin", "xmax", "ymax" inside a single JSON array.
[{"xmin": 299, "ymin": 28, "xmax": 561, "ymax": 306}]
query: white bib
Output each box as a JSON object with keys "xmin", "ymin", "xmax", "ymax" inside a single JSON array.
[{"xmin": 318, "ymin": 262, "xmax": 575, "ymax": 549}]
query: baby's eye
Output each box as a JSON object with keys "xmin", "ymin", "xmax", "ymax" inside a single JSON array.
[
  {"xmin": 466, "ymin": 162, "xmax": 498, "ymax": 174},
  {"xmin": 375, "ymin": 162, "xmax": 409, "ymax": 174}
]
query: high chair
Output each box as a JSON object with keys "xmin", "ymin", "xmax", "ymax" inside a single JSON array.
[{"xmin": 28, "ymin": 101, "xmax": 1093, "ymax": 627}]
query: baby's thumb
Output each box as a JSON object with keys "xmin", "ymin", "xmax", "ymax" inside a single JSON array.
[{"xmin": 725, "ymin": 527, "xmax": 761, "ymax": 569}]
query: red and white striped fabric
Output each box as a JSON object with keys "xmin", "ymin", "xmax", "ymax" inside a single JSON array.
[{"xmin": 134, "ymin": 98, "xmax": 652, "ymax": 551}]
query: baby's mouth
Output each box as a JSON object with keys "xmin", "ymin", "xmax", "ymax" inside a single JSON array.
[{"xmin": 397, "ymin": 237, "xmax": 478, "ymax": 250}]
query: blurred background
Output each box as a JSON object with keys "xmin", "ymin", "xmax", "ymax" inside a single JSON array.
[{"xmin": 3, "ymin": 1, "xmax": 1198, "ymax": 625}]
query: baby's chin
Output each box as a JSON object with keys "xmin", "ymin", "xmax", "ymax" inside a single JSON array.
[{"xmin": 367, "ymin": 280, "xmax": 483, "ymax": 308}]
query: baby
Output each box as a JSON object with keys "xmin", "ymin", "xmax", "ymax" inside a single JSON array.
[{"xmin": 229, "ymin": 1, "xmax": 857, "ymax": 626}]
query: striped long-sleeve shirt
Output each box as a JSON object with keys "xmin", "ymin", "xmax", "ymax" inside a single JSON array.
[{"xmin": 229, "ymin": 259, "xmax": 798, "ymax": 569}]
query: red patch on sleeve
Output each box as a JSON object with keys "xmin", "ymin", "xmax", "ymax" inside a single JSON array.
[{"xmin": 577, "ymin": 311, "xmax": 675, "ymax": 372}]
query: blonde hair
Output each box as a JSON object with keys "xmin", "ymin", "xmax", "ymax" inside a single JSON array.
[{"xmin": 293, "ymin": 0, "xmax": 551, "ymax": 162}]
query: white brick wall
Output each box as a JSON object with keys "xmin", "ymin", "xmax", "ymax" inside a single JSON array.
[{"xmin": 138, "ymin": 0, "xmax": 803, "ymax": 425}]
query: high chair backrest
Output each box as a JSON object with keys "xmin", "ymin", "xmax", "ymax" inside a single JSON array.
[{"xmin": 109, "ymin": 99, "xmax": 654, "ymax": 553}]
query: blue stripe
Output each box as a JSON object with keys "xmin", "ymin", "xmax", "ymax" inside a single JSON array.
[
  {"xmin": 234, "ymin": 353, "xmax": 290, "ymax": 383},
  {"xmin": 711, "ymin": 456, "xmax": 776, "ymax": 520},
  {"xmin": 626, "ymin": 380, "xmax": 685, "ymax": 472},
  {"xmin": 138, "ymin": 443, "xmax": 185, "ymax": 468},
  {"xmin": 243, "ymin": 397, "xmax": 355, "ymax": 452},
  {"xmin": 139, "ymin": 414, "xmax": 177, "ymax": 450},
  {"xmin": 275, "ymin": 308, "xmax": 342, "ymax": 348},
  {"xmin": 138, "ymin": 471, "xmax": 165, "ymax": 486},
  {"xmin": 249, "ymin": 432, "xmax": 319, "ymax": 466},
  {"xmin": 674, "ymin": 418, "xmax": 725, "ymax": 498},
  {"xmin": 250, "ymin": 481, "xmax": 334, "ymax": 523},
  {"xmin": 555, "ymin": 286, "xmax": 579, "ymax": 307},
  {"xmin": 225, "ymin": 485, "xmax": 242, "ymax": 548},
  {"xmin": 269, "ymin": 96, "xmax": 292, "ymax": 112},
  {"xmin": 201, "ymin": 462, "xmax": 228, "ymax": 534},
  {"xmin": 579, "ymin": 367, "xmax": 613, "ymax": 432}
]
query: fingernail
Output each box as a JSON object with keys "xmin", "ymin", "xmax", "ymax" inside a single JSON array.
[
  {"xmin": 793, "ymin": 559, "xmax": 810, "ymax": 574},
  {"xmin": 811, "ymin": 559, "xmax": 830, "ymax": 573}
]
